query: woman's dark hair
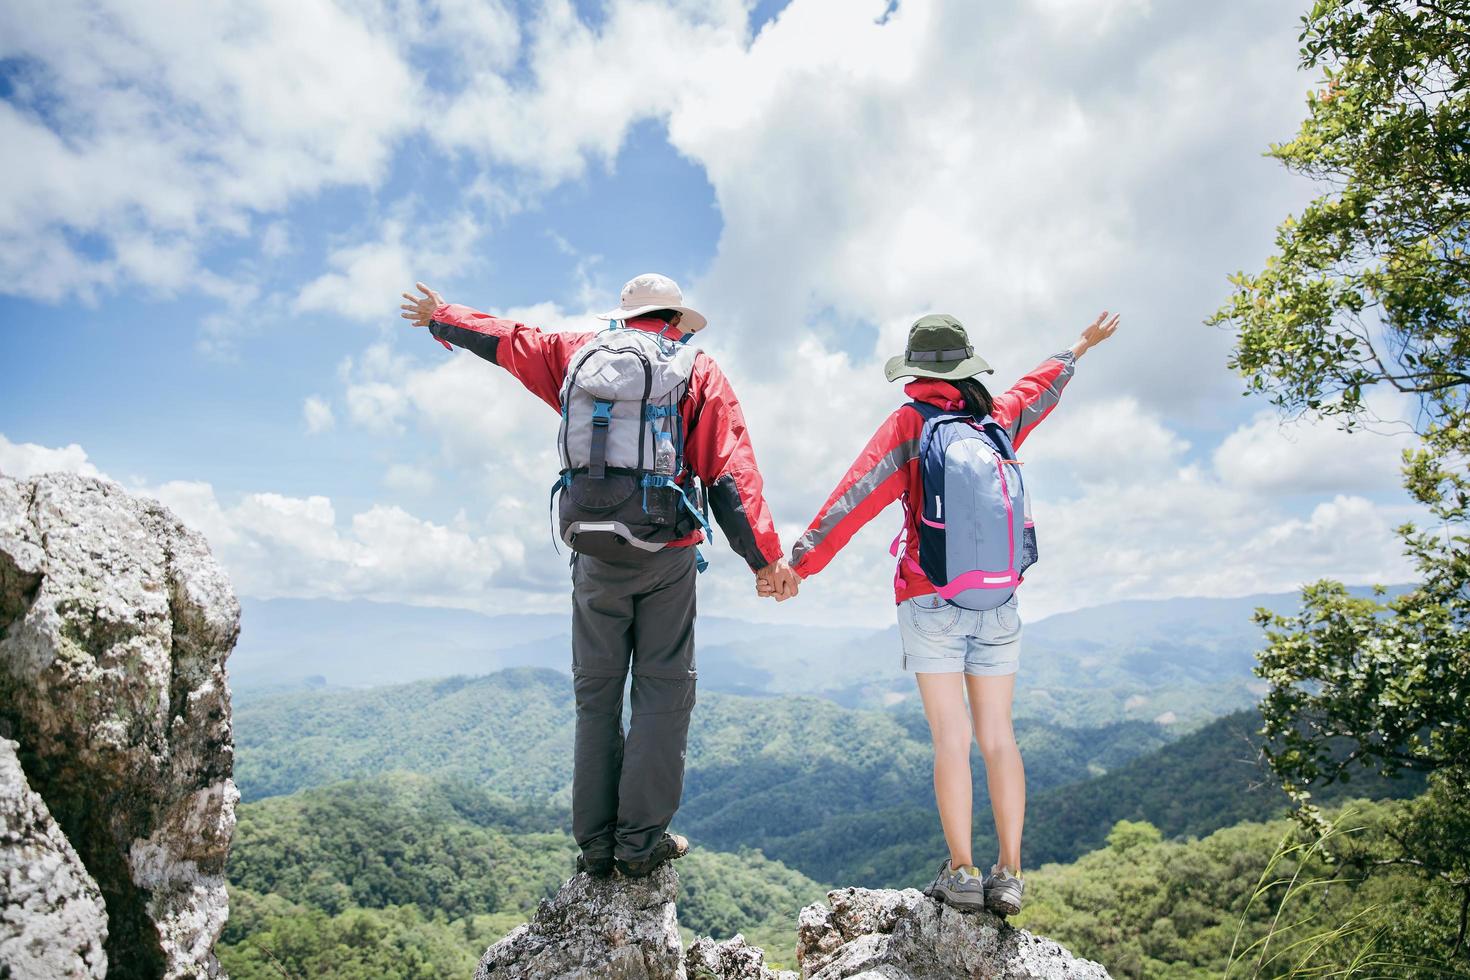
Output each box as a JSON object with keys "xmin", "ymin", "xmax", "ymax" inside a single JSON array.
[
  {"xmin": 640, "ymin": 309, "xmax": 682, "ymax": 323},
  {"xmin": 952, "ymin": 376, "xmax": 994, "ymax": 418}
]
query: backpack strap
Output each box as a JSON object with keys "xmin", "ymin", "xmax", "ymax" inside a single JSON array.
[
  {"xmin": 909, "ymin": 401, "xmax": 976, "ymax": 461},
  {"xmin": 548, "ymin": 473, "xmax": 570, "ymax": 554},
  {"xmin": 587, "ymin": 399, "xmax": 614, "ymax": 479}
]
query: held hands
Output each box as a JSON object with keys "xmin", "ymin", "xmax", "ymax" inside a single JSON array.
[
  {"xmin": 400, "ymin": 282, "xmax": 444, "ymax": 326},
  {"xmin": 1070, "ymin": 310, "xmax": 1120, "ymax": 360},
  {"xmin": 755, "ymin": 559, "xmax": 800, "ymax": 603}
]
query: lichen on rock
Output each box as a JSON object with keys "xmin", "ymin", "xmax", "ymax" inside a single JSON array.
[
  {"xmin": 0, "ymin": 737, "xmax": 108, "ymax": 979},
  {"xmin": 796, "ymin": 886, "xmax": 1112, "ymax": 979},
  {"xmin": 475, "ymin": 864, "xmax": 684, "ymax": 980},
  {"xmin": 685, "ymin": 934, "xmax": 796, "ymax": 980},
  {"xmin": 473, "ymin": 863, "xmax": 1111, "ymax": 980},
  {"xmin": 0, "ymin": 472, "xmax": 240, "ymax": 980}
]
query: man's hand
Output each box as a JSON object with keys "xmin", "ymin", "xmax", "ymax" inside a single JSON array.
[
  {"xmin": 400, "ymin": 282, "xmax": 445, "ymax": 328},
  {"xmin": 755, "ymin": 559, "xmax": 800, "ymax": 602},
  {"xmin": 1070, "ymin": 311, "xmax": 1120, "ymax": 360}
]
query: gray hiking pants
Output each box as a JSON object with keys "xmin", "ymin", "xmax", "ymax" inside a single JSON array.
[{"xmin": 570, "ymin": 546, "xmax": 697, "ymax": 865}]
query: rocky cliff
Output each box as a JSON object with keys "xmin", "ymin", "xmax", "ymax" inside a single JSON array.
[
  {"xmin": 475, "ymin": 866, "xmax": 1111, "ymax": 980},
  {"xmin": 0, "ymin": 473, "xmax": 240, "ymax": 979}
]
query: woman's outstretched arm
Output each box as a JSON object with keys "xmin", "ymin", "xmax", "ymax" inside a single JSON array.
[
  {"xmin": 787, "ymin": 404, "xmax": 925, "ymax": 579},
  {"xmin": 991, "ymin": 311, "xmax": 1119, "ymax": 448}
]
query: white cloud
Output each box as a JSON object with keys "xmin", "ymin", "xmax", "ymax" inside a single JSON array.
[
  {"xmin": 295, "ymin": 214, "xmax": 481, "ymax": 322},
  {"xmin": 144, "ymin": 480, "xmax": 538, "ymax": 610},
  {"xmin": 303, "ymin": 396, "xmax": 335, "ymax": 434},
  {"xmin": 260, "ymin": 221, "xmax": 292, "ymax": 259},
  {"xmin": 384, "ymin": 463, "xmax": 435, "ymax": 495},
  {"xmin": 1212, "ymin": 402, "xmax": 1416, "ymax": 495},
  {"xmin": 433, "ymin": 0, "xmax": 749, "ymax": 184},
  {"xmin": 1020, "ymin": 394, "xmax": 1191, "ymax": 484},
  {"xmin": 666, "ymin": 0, "xmax": 1315, "ymax": 428},
  {"xmin": 0, "ymin": 434, "xmax": 105, "ymax": 480},
  {"xmin": 4, "ymin": 1, "xmax": 1425, "ymax": 628},
  {"xmin": 0, "ymin": 0, "xmax": 421, "ymax": 299}
]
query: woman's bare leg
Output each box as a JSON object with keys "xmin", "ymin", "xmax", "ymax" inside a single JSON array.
[
  {"xmin": 966, "ymin": 672, "xmax": 1024, "ymax": 872},
  {"xmin": 915, "ymin": 671, "xmax": 974, "ymax": 868}
]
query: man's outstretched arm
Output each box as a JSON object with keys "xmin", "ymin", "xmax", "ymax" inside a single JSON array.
[{"xmin": 400, "ymin": 281, "xmax": 590, "ymax": 411}]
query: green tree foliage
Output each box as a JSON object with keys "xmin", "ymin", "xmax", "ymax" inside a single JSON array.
[
  {"xmin": 234, "ymin": 670, "xmax": 1172, "ymax": 884},
  {"xmin": 756, "ymin": 710, "xmax": 1420, "ymax": 889},
  {"xmin": 1020, "ymin": 793, "xmax": 1464, "ymax": 979},
  {"xmin": 228, "ymin": 773, "xmax": 571, "ymax": 921},
  {"xmin": 236, "ymin": 675, "xmax": 1420, "ymax": 889},
  {"xmin": 217, "ymin": 889, "xmax": 496, "ymax": 980},
  {"xmin": 1210, "ymin": 1, "xmax": 1470, "ymax": 956},
  {"xmin": 1211, "ymin": 0, "xmax": 1470, "ymax": 423},
  {"xmin": 222, "ymin": 773, "xmax": 828, "ymax": 970}
]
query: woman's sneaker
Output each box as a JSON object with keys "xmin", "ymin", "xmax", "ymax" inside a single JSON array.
[
  {"xmin": 923, "ymin": 860, "xmax": 986, "ymax": 911},
  {"xmin": 615, "ymin": 833, "xmax": 690, "ymax": 878},
  {"xmin": 983, "ymin": 865, "xmax": 1025, "ymax": 916}
]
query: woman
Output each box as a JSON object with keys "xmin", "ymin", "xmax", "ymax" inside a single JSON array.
[{"xmin": 762, "ymin": 310, "xmax": 1117, "ymax": 915}]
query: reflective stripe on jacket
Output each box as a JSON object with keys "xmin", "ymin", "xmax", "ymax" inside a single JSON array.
[
  {"xmin": 790, "ymin": 352, "xmax": 1076, "ymax": 602},
  {"xmin": 428, "ymin": 304, "xmax": 784, "ymax": 572}
]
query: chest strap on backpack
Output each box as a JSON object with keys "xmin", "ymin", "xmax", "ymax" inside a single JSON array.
[{"xmin": 588, "ymin": 400, "xmax": 614, "ymax": 479}]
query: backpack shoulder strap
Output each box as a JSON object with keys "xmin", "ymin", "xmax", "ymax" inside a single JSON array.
[
  {"xmin": 907, "ymin": 400, "xmax": 945, "ymax": 421},
  {"xmin": 909, "ymin": 401, "xmax": 975, "ymax": 458},
  {"xmin": 977, "ymin": 416, "xmax": 1018, "ymax": 461}
]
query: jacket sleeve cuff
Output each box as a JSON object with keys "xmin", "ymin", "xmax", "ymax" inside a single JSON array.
[{"xmin": 427, "ymin": 319, "xmax": 455, "ymax": 351}]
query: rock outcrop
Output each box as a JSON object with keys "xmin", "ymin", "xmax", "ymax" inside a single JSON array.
[
  {"xmin": 475, "ymin": 864, "xmax": 684, "ymax": 980},
  {"xmin": 797, "ymin": 886, "xmax": 1111, "ymax": 979},
  {"xmin": 1, "ymin": 737, "xmax": 108, "ymax": 978},
  {"xmin": 0, "ymin": 473, "xmax": 240, "ymax": 979},
  {"xmin": 685, "ymin": 935, "xmax": 795, "ymax": 980},
  {"xmin": 475, "ymin": 868, "xmax": 1111, "ymax": 980}
]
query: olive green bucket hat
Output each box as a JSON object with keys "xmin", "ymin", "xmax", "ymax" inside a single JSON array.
[{"xmin": 883, "ymin": 314, "xmax": 994, "ymax": 382}]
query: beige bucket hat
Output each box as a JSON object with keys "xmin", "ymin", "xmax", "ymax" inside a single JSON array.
[{"xmin": 596, "ymin": 273, "xmax": 708, "ymax": 332}]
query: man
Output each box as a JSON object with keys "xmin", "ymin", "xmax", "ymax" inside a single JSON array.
[{"xmin": 400, "ymin": 273, "xmax": 799, "ymax": 877}]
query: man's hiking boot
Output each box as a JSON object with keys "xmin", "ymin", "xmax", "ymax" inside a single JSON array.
[
  {"xmin": 923, "ymin": 859, "xmax": 986, "ymax": 912},
  {"xmin": 576, "ymin": 850, "xmax": 614, "ymax": 878},
  {"xmin": 983, "ymin": 864, "xmax": 1025, "ymax": 916},
  {"xmin": 615, "ymin": 833, "xmax": 690, "ymax": 878}
]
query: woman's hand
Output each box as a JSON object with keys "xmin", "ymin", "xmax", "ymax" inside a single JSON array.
[
  {"xmin": 1070, "ymin": 311, "xmax": 1120, "ymax": 360},
  {"xmin": 400, "ymin": 282, "xmax": 445, "ymax": 328},
  {"xmin": 756, "ymin": 559, "xmax": 801, "ymax": 602}
]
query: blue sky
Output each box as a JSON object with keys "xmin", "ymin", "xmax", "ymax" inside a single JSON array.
[{"xmin": 0, "ymin": 0, "xmax": 1423, "ymax": 627}]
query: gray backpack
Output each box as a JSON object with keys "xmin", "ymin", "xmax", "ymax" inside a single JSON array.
[{"xmin": 552, "ymin": 324, "xmax": 710, "ymax": 563}]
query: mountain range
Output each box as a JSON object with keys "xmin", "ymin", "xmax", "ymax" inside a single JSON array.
[{"xmin": 229, "ymin": 588, "xmax": 1400, "ymax": 729}]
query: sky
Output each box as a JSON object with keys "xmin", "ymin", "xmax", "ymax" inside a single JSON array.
[{"xmin": 0, "ymin": 0, "xmax": 1426, "ymax": 628}]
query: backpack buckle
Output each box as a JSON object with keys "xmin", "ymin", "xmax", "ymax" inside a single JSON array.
[{"xmin": 588, "ymin": 400, "xmax": 614, "ymax": 478}]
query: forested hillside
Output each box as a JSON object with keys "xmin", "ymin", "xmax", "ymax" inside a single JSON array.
[
  {"xmin": 217, "ymin": 771, "xmax": 1456, "ymax": 979},
  {"xmin": 1019, "ymin": 793, "xmax": 1465, "ymax": 977},
  {"xmin": 234, "ymin": 671, "xmax": 1421, "ymax": 889},
  {"xmin": 219, "ymin": 774, "xmax": 827, "ymax": 976},
  {"xmin": 234, "ymin": 669, "xmax": 1172, "ymax": 881}
]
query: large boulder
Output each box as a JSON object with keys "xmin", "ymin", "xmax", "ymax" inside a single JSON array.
[
  {"xmin": 685, "ymin": 935, "xmax": 796, "ymax": 980},
  {"xmin": 0, "ymin": 473, "xmax": 240, "ymax": 979},
  {"xmin": 796, "ymin": 887, "xmax": 1112, "ymax": 979},
  {"xmin": 0, "ymin": 737, "xmax": 108, "ymax": 978},
  {"xmin": 475, "ymin": 865, "xmax": 685, "ymax": 980}
]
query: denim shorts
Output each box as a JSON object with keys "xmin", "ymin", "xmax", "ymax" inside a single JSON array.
[{"xmin": 898, "ymin": 592, "xmax": 1022, "ymax": 676}]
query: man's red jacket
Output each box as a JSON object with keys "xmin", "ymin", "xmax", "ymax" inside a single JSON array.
[{"xmin": 428, "ymin": 304, "xmax": 784, "ymax": 572}]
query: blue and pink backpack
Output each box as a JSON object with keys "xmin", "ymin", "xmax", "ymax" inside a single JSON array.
[{"xmin": 896, "ymin": 402, "xmax": 1038, "ymax": 610}]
